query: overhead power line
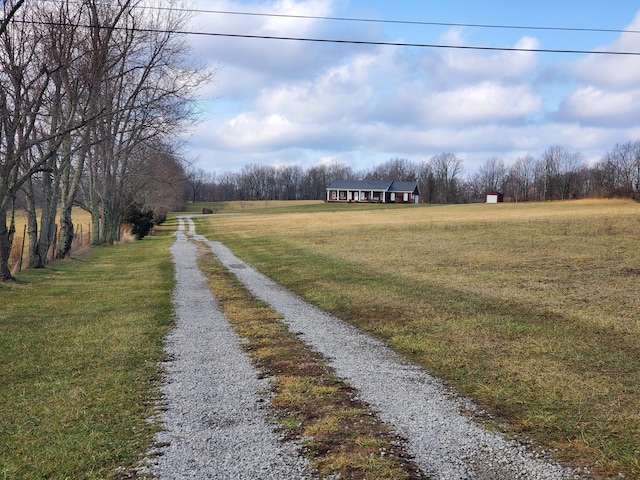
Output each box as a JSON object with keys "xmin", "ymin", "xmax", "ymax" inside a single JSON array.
[
  {"xmin": 34, "ymin": 1, "xmax": 640, "ymax": 36},
  {"xmin": 167, "ymin": 8, "xmax": 640, "ymax": 37},
  {"xmin": 21, "ymin": 3, "xmax": 640, "ymax": 56},
  {"xmin": 185, "ymin": 31, "xmax": 640, "ymax": 56},
  {"xmin": 16, "ymin": 18, "xmax": 640, "ymax": 56}
]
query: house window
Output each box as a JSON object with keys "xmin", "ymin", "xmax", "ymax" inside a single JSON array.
[
  {"xmin": 339, "ymin": 191, "xmax": 347, "ymax": 200},
  {"xmin": 331, "ymin": 190, "xmax": 337, "ymax": 200},
  {"xmin": 403, "ymin": 193, "xmax": 408, "ymax": 202},
  {"xmin": 390, "ymin": 192, "xmax": 395, "ymax": 202}
]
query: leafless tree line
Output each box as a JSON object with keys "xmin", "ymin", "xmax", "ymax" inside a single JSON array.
[
  {"xmin": 467, "ymin": 143, "xmax": 640, "ymax": 202},
  {"xmin": 1, "ymin": 0, "xmax": 207, "ymax": 280},
  {"xmin": 187, "ymin": 143, "xmax": 640, "ymax": 205}
]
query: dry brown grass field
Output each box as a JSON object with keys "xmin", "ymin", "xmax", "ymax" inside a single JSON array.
[
  {"xmin": 8, "ymin": 208, "xmax": 93, "ymax": 274},
  {"xmin": 188, "ymin": 199, "xmax": 322, "ymax": 214},
  {"xmin": 194, "ymin": 199, "xmax": 640, "ymax": 479}
]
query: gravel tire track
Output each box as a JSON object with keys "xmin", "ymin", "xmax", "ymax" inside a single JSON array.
[
  {"xmin": 146, "ymin": 218, "xmax": 314, "ymax": 479},
  {"xmin": 182, "ymin": 216, "xmax": 589, "ymax": 480}
]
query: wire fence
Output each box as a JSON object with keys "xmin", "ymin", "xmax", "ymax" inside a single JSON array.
[{"xmin": 10, "ymin": 224, "xmax": 92, "ymax": 275}]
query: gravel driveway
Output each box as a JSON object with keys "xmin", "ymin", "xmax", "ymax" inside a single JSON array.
[
  {"xmin": 146, "ymin": 218, "xmax": 314, "ymax": 479},
  {"xmin": 148, "ymin": 216, "xmax": 589, "ymax": 480}
]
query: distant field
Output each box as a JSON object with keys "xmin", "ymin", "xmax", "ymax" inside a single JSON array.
[
  {"xmin": 194, "ymin": 199, "xmax": 640, "ymax": 479},
  {"xmin": 187, "ymin": 200, "xmax": 323, "ymax": 214}
]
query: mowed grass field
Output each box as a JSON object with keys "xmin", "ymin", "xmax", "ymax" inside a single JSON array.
[
  {"xmin": 0, "ymin": 219, "xmax": 178, "ymax": 478},
  {"xmin": 194, "ymin": 199, "xmax": 640, "ymax": 479}
]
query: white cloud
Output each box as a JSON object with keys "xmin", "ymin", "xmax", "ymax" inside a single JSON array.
[
  {"xmin": 556, "ymin": 86, "xmax": 640, "ymax": 126},
  {"xmin": 261, "ymin": 0, "xmax": 335, "ymax": 34},
  {"xmin": 186, "ymin": 2, "xmax": 640, "ymax": 175},
  {"xmin": 230, "ymin": 32, "xmax": 544, "ymax": 135},
  {"xmin": 553, "ymin": 10, "xmax": 640, "ymax": 128},
  {"xmin": 425, "ymin": 33, "xmax": 540, "ymax": 87},
  {"xmin": 191, "ymin": 0, "xmax": 378, "ymax": 80},
  {"xmin": 571, "ymin": 11, "xmax": 640, "ymax": 88},
  {"xmin": 421, "ymin": 83, "xmax": 542, "ymax": 125}
]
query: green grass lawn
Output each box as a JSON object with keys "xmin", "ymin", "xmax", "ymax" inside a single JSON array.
[
  {"xmin": 0, "ymin": 221, "xmax": 177, "ymax": 479},
  {"xmin": 193, "ymin": 199, "xmax": 640, "ymax": 479}
]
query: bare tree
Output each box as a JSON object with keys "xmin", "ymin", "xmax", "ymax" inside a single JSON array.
[
  {"xmin": 416, "ymin": 161, "xmax": 436, "ymax": 204},
  {"xmin": 297, "ymin": 163, "xmax": 355, "ymax": 200},
  {"xmin": 215, "ymin": 171, "xmax": 241, "ymax": 201},
  {"xmin": 477, "ymin": 157, "xmax": 506, "ymax": 194},
  {"xmin": 0, "ymin": 3, "xmax": 71, "ymax": 279},
  {"xmin": 0, "ymin": 0, "xmax": 210, "ymax": 278},
  {"xmin": 0, "ymin": 0, "xmax": 25, "ymax": 36},
  {"xmin": 21, "ymin": 1, "xmax": 96, "ymax": 266},
  {"xmin": 276, "ymin": 165, "xmax": 303, "ymax": 200},
  {"xmin": 595, "ymin": 141, "xmax": 640, "ymax": 198},
  {"xmin": 506, "ymin": 154, "xmax": 538, "ymax": 202},
  {"xmin": 429, "ymin": 153, "xmax": 463, "ymax": 203},
  {"xmin": 366, "ymin": 158, "xmax": 416, "ymax": 181},
  {"xmin": 80, "ymin": 0, "xmax": 209, "ymax": 245},
  {"xmin": 123, "ymin": 141, "xmax": 187, "ymax": 216},
  {"xmin": 186, "ymin": 167, "xmax": 213, "ymax": 203},
  {"xmin": 465, "ymin": 172, "xmax": 485, "ymax": 203},
  {"xmin": 238, "ymin": 164, "xmax": 275, "ymax": 200},
  {"xmin": 56, "ymin": 0, "xmax": 119, "ymax": 258},
  {"xmin": 300, "ymin": 164, "xmax": 330, "ymax": 200},
  {"xmin": 542, "ymin": 146, "xmax": 584, "ymax": 200}
]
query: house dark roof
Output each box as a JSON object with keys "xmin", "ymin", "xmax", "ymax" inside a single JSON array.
[
  {"xmin": 327, "ymin": 180, "xmax": 418, "ymax": 193},
  {"xmin": 389, "ymin": 181, "xmax": 419, "ymax": 193},
  {"xmin": 327, "ymin": 180, "xmax": 392, "ymax": 191}
]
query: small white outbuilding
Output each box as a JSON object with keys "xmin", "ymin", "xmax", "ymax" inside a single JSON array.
[{"xmin": 485, "ymin": 192, "xmax": 504, "ymax": 203}]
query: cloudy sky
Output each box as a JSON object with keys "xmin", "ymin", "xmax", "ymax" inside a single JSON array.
[{"xmin": 182, "ymin": 1, "xmax": 640, "ymax": 175}]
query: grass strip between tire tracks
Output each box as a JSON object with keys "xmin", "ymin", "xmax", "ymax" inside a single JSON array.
[{"xmin": 196, "ymin": 243, "xmax": 428, "ymax": 480}]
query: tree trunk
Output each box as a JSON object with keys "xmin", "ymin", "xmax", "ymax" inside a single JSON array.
[
  {"xmin": 35, "ymin": 168, "xmax": 60, "ymax": 267},
  {"xmin": 24, "ymin": 161, "xmax": 60, "ymax": 269},
  {"xmin": 24, "ymin": 175, "xmax": 41, "ymax": 268},
  {"xmin": 57, "ymin": 133, "xmax": 87, "ymax": 258},
  {"xmin": 0, "ymin": 207, "xmax": 15, "ymax": 281},
  {"xmin": 91, "ymin": 215, "xmax": 101, "ymax": 245},
  {"xmin": 57, "ymin": 206, "xmax": 74, "ymax": 259}
]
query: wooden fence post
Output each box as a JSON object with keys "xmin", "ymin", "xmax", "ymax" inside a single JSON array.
[
  {"xmin": 48, "ymin": 224, "xmax": 58, "ymax": 264},
  {"xmin": 18, "ymin": 225, "xmax": 26, "ymax": 272}
]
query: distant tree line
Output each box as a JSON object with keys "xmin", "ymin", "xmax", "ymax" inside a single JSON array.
[
  {"xmin": 1, "ymin": 0, "xmax": 208, "ymax": 280},
  {"xmin": 187, "ymin": 142, "xmax": 640, "ymax": 204}
]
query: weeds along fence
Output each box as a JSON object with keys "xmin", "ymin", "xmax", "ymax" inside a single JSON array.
[{"xmin": 9, "ymin": 224, "xmax": 92, "ymax": 275}]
